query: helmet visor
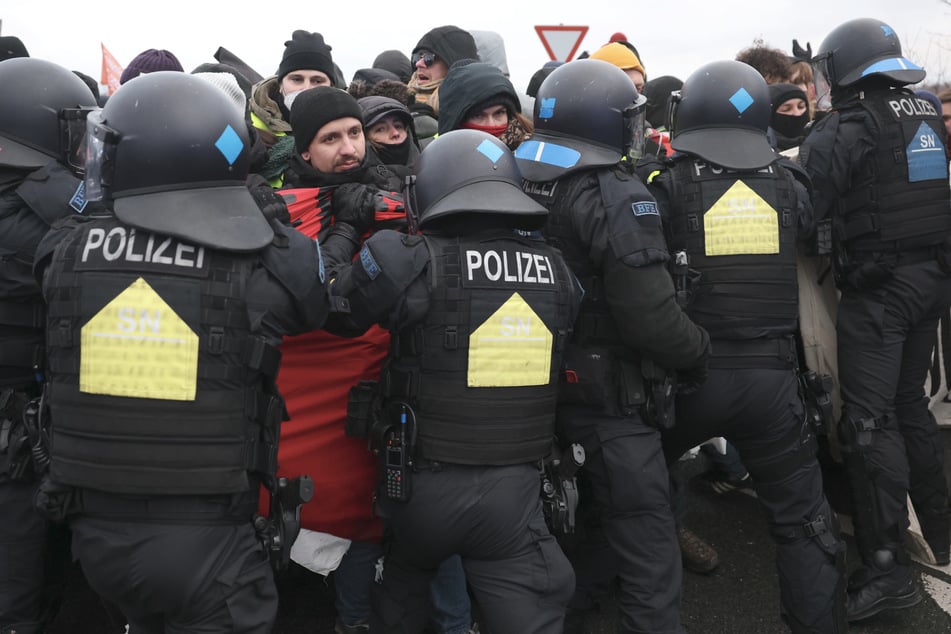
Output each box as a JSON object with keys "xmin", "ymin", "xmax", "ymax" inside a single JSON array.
[
  {"xmin": 60, "ymin": 107, "xmax": 96, "ymax": 175},
  {"xmin": 812, "ymin": 55, "xmax": 833, "ymax": 112},
  {"xmin": 623, "ymin": 98, "xmax": 648, "ymax": 160},
  {"xmin": 83, "ymin": 111, "xmax": 120, "ymax": 202}
]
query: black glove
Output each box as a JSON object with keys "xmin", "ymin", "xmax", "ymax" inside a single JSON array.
[
  {"xmin": 332, "ymin": 183, "xmax": 380, "ymax": 234},
  {"xmin": 246, "ymin": 175, "xmax": 290, "ymax": 224}
]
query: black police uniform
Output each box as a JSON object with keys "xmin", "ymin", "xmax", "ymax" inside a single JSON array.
[
  {"xmin": 801, "ymin": 87, "xmax": 951, "ymax": 588},
  {"xmin": 328, "ymin": 223, "xmax": 581, "ymax": 634},
  {"xmin": 324, "ymin": 126, "xmax": 582, "ymax": 634},
  {"xmin": 0, "ymin": 163, "xmax": 81, "ymax": 634},
  {"xmin": 647, "ymin": 154, "xmax": 847, "ymax": 633},
  {"xmin": 522, "ymin": 165, "xmax": 710, "ymax": 633},
  {"xmin": 33, "ymin": 207, "xmax": 332, "ymax": 633}
]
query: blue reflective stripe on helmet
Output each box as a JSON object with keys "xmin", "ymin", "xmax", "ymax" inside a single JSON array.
[
  {"xmin": 861, "ymin": 57, "xmax": 923, "ymax": 77},
  {"xmin": 513, "ymin": 140, "xmax": 581, "ymax": 169}
]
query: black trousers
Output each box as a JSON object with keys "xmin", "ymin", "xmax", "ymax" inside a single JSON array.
[
  {"xmin": 836, "ymin": 259, "xmax": 951, "ymax": 562},
  {"xmin": 69, "ymin": 515, "xmax": 276, "ymax": 634},
  {"xmin": 559, "ymin": 408, "xmax": 683, "ymax": 634},
  {"xmin": 0, "ymin": 479, "xmax": 70, "ymax": 634},
  {"xmin": 370, "ymin": 463, "xmax": 574, "ymax": 634},
  {"xmin": 662, "ymin": 362, "xmax": 846, "ymax": 633}
]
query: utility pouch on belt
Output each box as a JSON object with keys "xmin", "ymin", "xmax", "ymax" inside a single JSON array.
[
  {"xmin": 560, "ymin": 345, "xmax": 646, "ymax": 417},
  {"xmin": 617, "ymin": 359, "xmax": 647, "ymax": 418},
  {"xmin": 346, "ymin": 380, "xmax": 380, "ymax": 438}
]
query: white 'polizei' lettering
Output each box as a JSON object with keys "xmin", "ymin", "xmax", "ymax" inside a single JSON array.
[
  {"xmin": 888, "ymin": 97, "xmax": 938, "ymax": 118},
  {"xmin": 465, "ymin": 249, "xmax": 556, "ymax": 284},
  {"xmin": 81, "ymin": 226, "xmax": 205, "ymax": 268}
]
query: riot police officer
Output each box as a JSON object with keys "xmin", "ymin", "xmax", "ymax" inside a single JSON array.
[
  {"xmin": 644, "ymin": 59, "xmax": 847, "ymax": 633},
  {"xmin": 800, "ymin": 18, "xmax": 951, "ymax": 622},
  {"xmin": 0, "ymin": 57, "xmax": 97, "ymax": 634},
  {"xmin": 326, "ymin": 129, "xmax": 581, "ymax": 634},
  {"xmin": 32, "ymin": 72, "xmax": 344, "ymax": 633},
  {"xmin": 514, "ymin": 59, "xmax": 710, "ymax": 634}
]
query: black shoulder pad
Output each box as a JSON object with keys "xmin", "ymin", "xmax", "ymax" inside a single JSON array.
[
  {"xmin": 16, "ymin": 163, "xmax": 85, "ymax": 225},
  {"xmin": 261, "ymin": 223, "xmax": 325, "ymax": 303}
]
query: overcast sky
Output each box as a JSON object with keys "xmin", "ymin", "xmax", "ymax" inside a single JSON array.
[{"xmin": 3, "ymin": 1, "xmax": 950, "ymax": 95}]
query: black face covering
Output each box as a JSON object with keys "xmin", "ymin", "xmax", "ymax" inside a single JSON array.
[
  {"xmin": 771, "ymin": 111, "xmax": 810, "ymax": 142},
  {"xmin": 375, "ymin": 138, "xmax": 411, "ymax": 166}
]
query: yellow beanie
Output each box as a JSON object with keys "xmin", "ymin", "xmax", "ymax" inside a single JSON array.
[{"xmin": 589, "ymin": 42, "xmax": 646, "ymax": 78}]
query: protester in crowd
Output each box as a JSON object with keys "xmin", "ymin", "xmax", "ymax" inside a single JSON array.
[
  {"xmin": 769, "ymin": 82, "xmax": 811, "ymax": 151},
  {"xmin": 359, "ymin": 95, "xmax": 420, "ymax": 168},
  {"xmin": 248, "ymin": 30, "xmax": 337, "ymax": 186},
  {"xmin": 407, "ymin": 25, "xmax": 479, "ymax": 148},
  {"xmin": 437, "ymin": 61, "xmax": 532, "ymax": 150},
  {"xmin": 736, "ymin": 41, "xmax": 791, "ymax": 84},
  {"xmin": 373, "ymin": 49, "xmax": 413, "ymax": 84},
  {"xmin": 588, "ymin": 42, "xmax": 647, "ymax": 92}
]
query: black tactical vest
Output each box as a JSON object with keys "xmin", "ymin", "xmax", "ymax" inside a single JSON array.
[
  {"xmin": 838, "ymin": 89, "xmax": 951, "ymax": 254},
  {"xmin": 382, "ymin": 231, "xmax": 575, "ymax": 465},
  {"xmin": 43, "ymin": 214, "xmax": 284, "ymax": 496},
  {"xmin": 666, "ymin": 158, "xmax": 799, "ymax": 339},
  {"xmin": 1, "ymin": 165, "xmax": 86, "ymax": 388}
]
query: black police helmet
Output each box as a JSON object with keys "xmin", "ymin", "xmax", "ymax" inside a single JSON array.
[
  {"xmin": 414, "ymin": 129, "xmax": 547, "ymax": 230},
  {"xmin": 514, "ymin": 59, "xmax": 646, "ymax": 182},
  {"xmin": 670, "ymin": 60, "xmax": 777, "ymax": 170},
  {"xmin": 815, "ymin": 18, "xmax": 924, "ymax": 90},
  {"xmin": 85, "ymin": 71, "xmax": 272, "ymax": 251},
  {"xmin": 0, "ymin": 57, "xmax": 98, "ymax": 170}
]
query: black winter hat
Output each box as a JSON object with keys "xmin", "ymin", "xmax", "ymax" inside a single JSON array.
[
  {"xmin": 351, "ymin": 67, "xmax": 401, "ymax": 86},
  {"xmin": 373, "ymin": 49, "xmax": 413, "ymax": 83},
  {"xmin": 359, "ymin": 95, "xmax": 413, "ymax": 130},
  {"xmin": 277, "ymin": 30, "xmax": 335, "ymax": 82},
  {"xmin": 768, "ymin": 82, "xmax": 807, "ymax": 113},
  {"xmin": 120, "ymin": 49, "xmax": 184, "ymax": 84},
  {"xmin": 412, "ymin": 26, "xmax": 479, "ymax": 69},
  {"xmin": 291, "ymin": 86, "xmax": 364, "ymax": 154},
  {"xmin": 0, "ymin": 36, "xmax": 29, "ymax": 61}
]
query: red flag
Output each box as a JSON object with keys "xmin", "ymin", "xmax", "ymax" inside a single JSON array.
[{"xmin": 100, "ymin": 43, "xmax": 123, "ymax": 95}]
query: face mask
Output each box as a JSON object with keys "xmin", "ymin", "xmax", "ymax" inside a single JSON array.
[
  {"xmin": 283, "ymin": 90, "xmax": 303, "ymax": 111},
  {"xmin": 461, "ymin": 121, "xmax": 509, "ymax": 138},
  {"xmin": 772, "ymin": 112, "xmax": 810, "ymax": 141}
]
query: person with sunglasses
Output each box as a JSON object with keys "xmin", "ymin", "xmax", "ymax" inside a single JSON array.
[
  {"xmin": 0, "ymin": 57, "xmax": 99, "ymax": 634},
  {"xmin": 407, "ymin": 25, "xmax": 479, "ymax": 149}
]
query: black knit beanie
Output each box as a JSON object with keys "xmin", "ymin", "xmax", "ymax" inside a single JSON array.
[
  {"xmin": 291, "ymin": 86, "xmax": 364, "ymax": 154},
  {"xmin": 373, "ymin": 49, "xmax": 413, "ymax": 83},
  {"xmin": 277, "ymin": 30, "xmax": 335, "ymax": 82},
  {"xmin": 412, "ymin": 25, "xmax": 478, "ymax": 69}
]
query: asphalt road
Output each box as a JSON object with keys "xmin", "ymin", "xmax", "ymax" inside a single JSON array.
[{"xmin": 47, "ymin": 433, "xmax": 951, "ymax": 633}]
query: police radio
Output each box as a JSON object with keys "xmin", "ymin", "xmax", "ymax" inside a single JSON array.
[{"xmin": 383, "ymin": 404, "xmax": 414, "ymax": 501}]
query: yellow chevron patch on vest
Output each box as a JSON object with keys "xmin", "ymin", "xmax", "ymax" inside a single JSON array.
[
  {"xmin": 704, "ymin": 180, "xmax": 779, "ymax": 256},
  {"xmin": 468, "ymin": 292, "xmax": 552, "ymax": 387},
  {"xmin": 80, "ymin": 277, "xmax": 198, "ymax": 400}
]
